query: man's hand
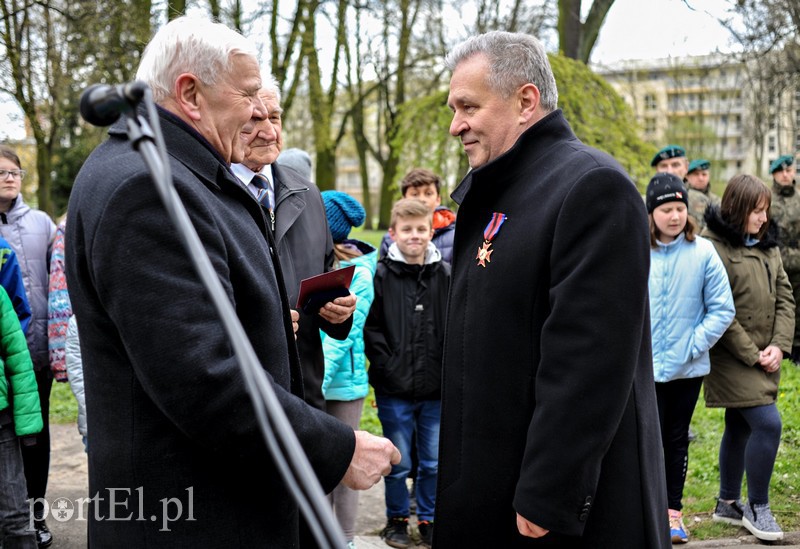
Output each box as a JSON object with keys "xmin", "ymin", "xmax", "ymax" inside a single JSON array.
[
  {"xmin": 318, "ymin": 293, "xmax": 356, "ymax": 324},
  {"xmin": 290, "ymin": 309, "xmax": 300, "ymax": 338},
  {"xmin": 341, "ymin": 430, "xmax": 400, "ymax": 490},
  {"xmin": 516, "ymin": 513, "xmax": 549, "ymax": 539}
]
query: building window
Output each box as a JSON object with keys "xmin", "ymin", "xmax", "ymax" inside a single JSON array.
[
  {"xmin": 796, "ymin": 133, "xmax": 800, "ymax": 150},
  {"xmin": 769, "ymin": 135, "xmax": 776, "ymax": 153},
  {"xmin": 644, "ymin": 118, "xmax": 657, "ymax": 134},
  {"xmin": 644, "ymin": 94, "xmax": 657, "ymax": 110}
]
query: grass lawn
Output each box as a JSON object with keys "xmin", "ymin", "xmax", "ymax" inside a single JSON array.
[{"xmin": 682, "ymin": 360, "xmax": 800, "ymax": 538}]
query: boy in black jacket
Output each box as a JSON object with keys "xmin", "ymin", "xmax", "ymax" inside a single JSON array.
[{"xmin": 365, "ymin": 198, "xmax": 450, "ymax": 549}]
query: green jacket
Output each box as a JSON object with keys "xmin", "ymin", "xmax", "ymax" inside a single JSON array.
[
  {"xmin": 0, "ymin": 286, "xmax": 42, "ymax": 436},
  {"xmin": 702, "ymin": 208, "xmax": 795, "ymax": 408}
]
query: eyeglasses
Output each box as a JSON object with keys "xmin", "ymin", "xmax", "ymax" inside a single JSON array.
[{"xmin": 0, "ymin": 169, "xmax": 25, "ymax": 180}]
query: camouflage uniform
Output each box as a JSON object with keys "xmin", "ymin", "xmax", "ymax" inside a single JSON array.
[
  {"xmin": 687, "ymin": 186, "xmax": 720, "ymax": 231},
  {"xmin": 770, "ymin": 181, "xmax": 800, "ymax": 349}
]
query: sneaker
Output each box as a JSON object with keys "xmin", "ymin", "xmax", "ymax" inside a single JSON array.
[
  {"xmin": 34, "ymin": 519, "xmax": 53, "ymax": 548},
  {"xmin": 346, "ymin": 542, "xmax": 356, "ymax": 549},
  {"xmin": 712, "ymin": 498, "xmax": 744, "ymax": 526},
  {"xmin": 742, "ymin": 501, "xmax": 784, "ymax": 542},
  {"xmin": 380, "ymin": 517, "xmax": 411, "ymax": 548},
  {"xmin": 417, "ymin": 520, "xmax": 433, "ymax": 548},
  {"xmin": 669, "ymin": 509, "xmax": 689, "ymax": 544}
]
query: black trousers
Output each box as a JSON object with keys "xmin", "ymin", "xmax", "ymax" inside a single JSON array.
[
  {"xmin": 22, "ymin": 368, "xmax": 52, "ymax": 518},
  {"xmin": 655, "ymin": 376, "xmax": 703, "ymax": 510}
]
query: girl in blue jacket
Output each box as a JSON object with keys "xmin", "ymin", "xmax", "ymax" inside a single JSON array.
[
  {"xmin": 319, "ymin": 191, "xmax": 375, "ymax": 549},
  {"xmin": 645, "ymin": 173, "xmax": 735, "ymax": 544}
]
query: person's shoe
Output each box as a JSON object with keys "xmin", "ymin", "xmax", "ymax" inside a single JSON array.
[
  {"xmin": 712, "ymin": 498, "xmax": 744, "ymax": 526},
  {"xmin": 417, "ymin": 520, "xmax": 433, "ymax": 548},
  {"xmin": 669, "ymin": 509, "xmax": 689, "ymax": 544},
  {"xmin": 34, "ymin": 519, "xmax": 53, "ymax": 548},
  {"xmin": 346, "ymin": 541, "xmax": 356, "ymax": 549},
  {"xmin": 380, "ymin": 517, "xmax": 411, "ymax": 548},
  {"xmin": 742, "ymin": 501, "xmax": 784, "ymax": 541}
]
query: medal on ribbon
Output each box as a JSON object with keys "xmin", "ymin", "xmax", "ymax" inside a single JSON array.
[{"xmin": 476, "ymin": 212, "xmax": 507, "ymax": 267}]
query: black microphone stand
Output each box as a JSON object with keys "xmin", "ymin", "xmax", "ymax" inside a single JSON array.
[{"xmin": 105, "ymin": 88, "xmax": 347, "ymax": 549}]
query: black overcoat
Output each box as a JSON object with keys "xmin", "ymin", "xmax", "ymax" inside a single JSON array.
[
  {"xmin": 270, "ymin": 163, "xmax": 351, "ymax": 410},
  {"xmin": 65, "ymin": 107, "xmax": 354, "ymax": 548},
  {"xmin": 434, "ymin": 110, "xmax": 669, "ymax": 547}
]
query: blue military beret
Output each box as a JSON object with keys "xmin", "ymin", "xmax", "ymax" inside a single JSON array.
[
  {"xmin": 650, "ymin": 145, "xmax": 686, "ymax": 167},
  {"xmin": 687, "ymin": 159, "xmax": 710, "ymax": 174},
  {"xmin": 770, "ymin": 155, "xmax": 794, "ymax": 174}
]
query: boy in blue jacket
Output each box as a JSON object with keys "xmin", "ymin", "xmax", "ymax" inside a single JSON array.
[{"xmin": 365, "ymin": 198, "xmax": 450, "ymax": 548}]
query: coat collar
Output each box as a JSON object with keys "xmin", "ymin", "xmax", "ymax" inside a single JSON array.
[
  {"xmin": 451, "ymin": 109, "xmax": 575, "ymax": 205},
  {"xmin": 108, "ymin": 105, "xmax": 241, "ymax": 193},
  {"xmin": 270, "ymin": 162, "xmax": 310, "ymax": 244}
]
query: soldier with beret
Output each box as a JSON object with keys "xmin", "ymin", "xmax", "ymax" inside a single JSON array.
[
  {"xmin": 652, "ymin": 144, "xmax": 689, "ymax": 180},
  {"xmin": 686, "ymin": 159, "xmax": 720, "ymax": 231},
  {"xmin": 769, "ymin": 154, "xmax": 800, "ymax": 360}
]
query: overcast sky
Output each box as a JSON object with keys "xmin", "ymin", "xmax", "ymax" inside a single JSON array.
[{"xmin": 590, "ymin": 0, "xmax": 739, "ymax": 65}]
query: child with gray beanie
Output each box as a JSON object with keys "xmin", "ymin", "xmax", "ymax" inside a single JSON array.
[{"xmin": 319, "ymin": 190, "xmax": 376, "ymax": 548}]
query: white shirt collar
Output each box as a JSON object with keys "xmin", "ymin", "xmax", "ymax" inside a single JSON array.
[{"xmin": 230, "ymin": 164, "xmax": 274, "ymax": 197}]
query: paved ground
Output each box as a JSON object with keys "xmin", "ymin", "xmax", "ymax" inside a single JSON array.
[
  {"xmin": 43, "ymin": 422, "xmax": 800, "ymax": 548},
  {"xmin": 44, "ymin": 422, "xmax": 391, "ymax": 547}
]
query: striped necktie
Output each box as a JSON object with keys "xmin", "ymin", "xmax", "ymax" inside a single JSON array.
[{"xmin": 251, "ymin": 173, "xmax": 274, "ymax": 209}]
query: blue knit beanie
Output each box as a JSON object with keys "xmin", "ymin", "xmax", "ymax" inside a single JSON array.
[{"xmin": 321, "ymin": 191, "xmax": 366, "ymax": 242}]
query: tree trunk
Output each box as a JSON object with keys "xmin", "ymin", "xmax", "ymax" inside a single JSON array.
[{"xmin": 558, "ymin": 0, "xmax": 615, "ymax": 64}]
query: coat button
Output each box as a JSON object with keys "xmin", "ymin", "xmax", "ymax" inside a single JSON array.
[{"xmin": 579, "ymin": 511, "xmax": 589, "ymax": 521}]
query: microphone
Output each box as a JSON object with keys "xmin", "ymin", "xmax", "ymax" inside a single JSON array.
[{"xmin": 80, "ymin": 81, "xmax": 148, "ymax": 127}]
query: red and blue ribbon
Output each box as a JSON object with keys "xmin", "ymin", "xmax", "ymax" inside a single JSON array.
[{"xmin": 483, "ymin": 212, "xmax": 507, "ymax": 242}]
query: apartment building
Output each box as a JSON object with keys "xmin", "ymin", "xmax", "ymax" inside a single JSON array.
[{"xmin": 596, "ymin": 53, "xmax": 799, "ymax": 182}]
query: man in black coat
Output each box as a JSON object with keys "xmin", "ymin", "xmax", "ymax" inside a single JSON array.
[
  {"xmin": 434, "ymin": 31, "xmax": 670, "ymax": 547},
  {"xmin": 66, "ymin": 16, "xmax": 398, "ymax": 548},
  {"xmin": 232, "ymin": 85, "xmax": 355, "ymax": 411}
]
